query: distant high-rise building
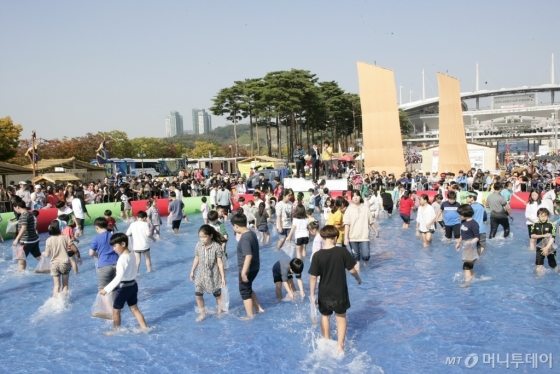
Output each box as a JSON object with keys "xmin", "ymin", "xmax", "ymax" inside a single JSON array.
[
  {"xmin": 192, "ymin": 109, "xmax": 212, "ymax": 134},
  {"xmin": 166, "ymin": 111, "xmax": 184, "ymax": 137}
]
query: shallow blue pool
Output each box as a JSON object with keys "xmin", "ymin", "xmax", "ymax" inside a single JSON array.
[{"xmin": 0, "ymin": 210, "xmax": 558, "ymax": 373}]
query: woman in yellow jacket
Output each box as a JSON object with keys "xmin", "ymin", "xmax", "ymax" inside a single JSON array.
[{"xmin": 326, "ymin": 196, "xmax": 349, "ymax": 246}]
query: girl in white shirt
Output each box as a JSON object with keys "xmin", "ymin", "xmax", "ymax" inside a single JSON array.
[
  {"xmin": 525, "ymin": 189, "xmax": 541, "ymax": 249},
  {"xmin": 287, "ymin": 205, "xmax": 310, "ymax": 259},
  {"xmin": 416, "ymin": 194, "xmax": 436, "ymax": 248}
]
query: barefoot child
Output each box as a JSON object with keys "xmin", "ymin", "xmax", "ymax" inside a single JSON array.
[
  {"xmin": 287, "ymin": 205, "xmax": 309, "ymax": 259},
  {"xmin": 531, "ymin": 207, "xmax": 557, "ymax": 273},
  {"xmin": 126, "ymin": 211, "xmax": 156, "ymax": 273},
  {"xmin": 201, "ymin": 197, "xmax": 209, "ymax": 224},
  {"xmin": 232, "ymin": 212, "xmax": 264, "ymax": 319},
  {"xmin": 273, "ymin": 258, "xmax": 304, "ymax": 300},
  {"xmin": 146, "ymin": 198, "xmax": 162, "ymax": 239},
  {"xmin": 416, "ymin": 194, "xmax": 436, "ymax": 248},
  {"xmin": 43, "ymin": 220, "xmax": 79, "ymax": 298},
  {"xmin": 99, "ymin": 233, "xmax": 148, "ymax": 333},
  {"xmin": 114, "ymin": 185, "xmax": 132, "ymax": 221},
  {"xmin": 255, "ymin": 202, "xmax": 270, "ymax": 244},
  {"xmin": 309, "ymin": 225, "xmax": 361, "ymax": 353},
  {"xmin": 455, "ymin": 204, "xmax": 480, "ymax": 284},
  {"xmin": 189, "ymin": 225, "xmax": 227, "ymax": 322},
  {"xmin": 59, "ymin": 214, "xmax": 82, "ymax": 274}
]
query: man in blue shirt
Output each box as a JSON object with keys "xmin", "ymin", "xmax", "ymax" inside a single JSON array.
[{"xmin": 433, "ymin": 190, "xmax": 461, "ymax": 242}]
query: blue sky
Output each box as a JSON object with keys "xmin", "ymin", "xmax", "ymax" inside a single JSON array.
[{"xmin": 1, "ymin": 0, "xmax": 559, "ymax": 139}]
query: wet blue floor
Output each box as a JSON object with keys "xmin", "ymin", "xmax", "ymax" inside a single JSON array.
[{"xmin": 0, "ymin": 210, "xmax": 558, "ymax": 373}]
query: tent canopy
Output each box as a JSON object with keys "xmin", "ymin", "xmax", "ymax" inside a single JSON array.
[
  {"xmin": 32, "ymin": 173, "xmax": 81, "ymax": 185},
  {"xmin": 24, "ymin": 157, "xmax": 105, "ymax": 172}
]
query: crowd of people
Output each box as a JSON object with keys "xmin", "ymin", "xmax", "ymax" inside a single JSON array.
[{"xmin": 2, "ymin": 149, "xmax": 560, "ymax": 351}]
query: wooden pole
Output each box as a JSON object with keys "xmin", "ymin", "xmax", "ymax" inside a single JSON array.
[{"xmin": 32, "ymin": 130, "xmax": 36, "ymax": 178}]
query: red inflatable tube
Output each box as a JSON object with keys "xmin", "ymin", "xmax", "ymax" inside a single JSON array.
[
  {"xmin": 33, "ymin": 208, "xmax": 59, "ymax": 234},
  {"xmin": 131, "ymin": 198, "xmax": 169, "ymax": 216},
  {"xmin": 509, "ymin": 192, "xmax": 530, "ymax": 209}
]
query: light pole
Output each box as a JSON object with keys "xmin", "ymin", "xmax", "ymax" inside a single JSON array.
[
  {"xmin": 137, "ymin": 149, "xmax": 146, "ymax": 176},
  {"xmin": 356, "ymin": 138, "xmax": 363, "ymax": 173}
]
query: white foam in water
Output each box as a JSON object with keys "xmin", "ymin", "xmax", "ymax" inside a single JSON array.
[
  {"xmin": 301, "ymin": 337, "xmax": 383, "ymax": 373},
  {"xmin": 30, "ymin": 295, "xmax": 71, "ymax": 323}
]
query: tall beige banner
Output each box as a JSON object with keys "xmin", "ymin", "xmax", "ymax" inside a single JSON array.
[
  {"xmin": 357, "ymin": 62, "xmax": 404, "ymax": 175},
  {"xmin": 437, "ymin": 73, "xmax": 471, "ymax": 173}
]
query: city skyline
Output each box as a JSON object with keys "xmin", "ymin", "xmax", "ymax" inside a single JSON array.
[
  {"xmin": 191, "ymin": 109, "xmax": 212, "ymax": 135},
  {"xmin": 1, "ymin": 1, "xmax": 559, "ymax": 139},
  {"xmin": 165, "ymin": 111, "xmax": 183, "ymax": 138}
]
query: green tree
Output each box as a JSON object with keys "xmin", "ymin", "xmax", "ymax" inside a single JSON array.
[
  {"xmin": 210, "ymin": 86, "xmax": 243, "ymax": 157},
  {"xmin": 0, "ymin": 116, "xmax": 23, "ymax": 161},
  {"xmin": 190, "ymin": 141, "xmax": 223, "ymax": 158},
  {"xmin": 399, "ymin": 110, "xmax": 413, "ymax": 135}
]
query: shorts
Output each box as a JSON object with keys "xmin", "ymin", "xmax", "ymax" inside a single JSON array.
[
  {"xmin": 219, "ymin": 205, "xmax": 231, "ymax": 214},
  {"xmin": 113, "ymin": 281, "xmax": 138, "ymax": 309},
  {"xmin": 50, "ymin": 262, "xmax": 71, "ymax": 277},
  {"xmin": 258, "ymin": 225, "xmax": 269, "ymax": 233},
  {"xmin": 239, "ymin": 269, "xmax": 259, "ymax": 300},
  {"xmin": 478, "ymin": 233, "xmax": 487, "ymax": 250},
  {"xmin": 400, "ymin": 213, "xmax": 410, "ymax": 224},
  {"xmin": 536, "ymin": 249, "xmax": 557, "ymax": 268},
  {"xmin": 195, "ymin": 289, "xmax": 222, "ymax": 297},
  {"xmin": 383, "ymin": 205, "xmax": 393, "ymax": 214},
  {"xmin": 22, "ymin": 242, "xmax": 41, "ymax": 259},
  {"xmin": 75, "ymin": 218, "xmax": 85, "ymax": 231},
  {"xmin": 97, "ymin": 265, "xmax": 117, "ymax": 291},
  {"xmin": 278, "ymin": 228, "xmax": 289, "ymax": 237},
  {"xmin": 172, "ymin": 220, "xmax": 182, "ymax": 230},
  {"xmin": 349, "ymin": 241, "xmax": 370, "ymax": 262},
  {"xmin": 444, "ymin": 224, "xmax": 461, "ymax": 239},
  {"xmin": 318, "ymin": 300, "xmax": 348, "ymax": 316},
  {"xmin": 419, "ymin": 229, "xmax": 435, "ymax": 234},
  {"xmin": 296, "ymin": 237, "xmax": 309, "ymax": 246},
  {"xmin": 463, "ymin": 259, "xmax": 476, "ymax": 271},
  {"xmin": 273, "ymin": 274, "xmax": 299, "ymax": 283},
  {"xmin": 134, "ymin": 248, "xmax": 150, "ymax": 254}
]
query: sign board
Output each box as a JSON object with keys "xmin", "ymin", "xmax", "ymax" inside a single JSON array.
[
  {"xmin": 66, "ymin": 169, "xmax": 87, "ymax": 174},
  {"xmin": 432, "ymin": 151, "xmax": 439, "ymax": 173},
  {"xmin": 469, "ymin": 150, "xmax": 485, "ymax": 171},
  {"xmin": 54, "ymin": 167, "xmax": 65, "ymax": 172},
  {"xmin": 493, "ymin": 94, "xmax": 535, "ymax": 109},
  {"xmin": 538, "ymin": 145, "xmax": 550, "ymax": 156}
]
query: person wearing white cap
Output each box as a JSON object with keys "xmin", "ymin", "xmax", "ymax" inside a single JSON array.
[
  {"xmin": 16, "ymin": 182, "xmax": 31, "ymax": 209},
  {"xmin": 30, "ymin": 185, "xmax": 46, "ymax": 209}
]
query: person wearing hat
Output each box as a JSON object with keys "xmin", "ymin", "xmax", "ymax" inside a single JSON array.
[
  {"xmin": 30, "ymin": 184, "xmax": 46, "ymax": 209},
  {"xmin": 16, "ymin": 182, "xmax": 31, "ymax": 209}
]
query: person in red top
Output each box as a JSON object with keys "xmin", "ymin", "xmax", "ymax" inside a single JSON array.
[
  {"xmin": 104, "ymin": 209, "xmax": 119, "ymax": 233},
  {"xmin": 399, "ymin": 190, "xmax": 415, "ymax": 229},
  {"xmin": 46, "ymin": 187, "xmax": 59, "ymax": 208}
]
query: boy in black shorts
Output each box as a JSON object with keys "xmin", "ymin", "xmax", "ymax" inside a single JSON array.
[
  {"xmin": 455, "ymin": 204, "xmax": 480, "ymax": 285},
  {"xmin": 100, "ymin": 233, "xmax": 148, "ymax": 334},
  {"xmin": 308, "ymin": 225, "xmax": 361, "ymax": 353},
  {"xmin": 273, "ymin": 258, "xmax": 304, "ymax": 301},
  {"xmin": 530, "ymin": 207, "xmax": 557, "ymax": 273}
]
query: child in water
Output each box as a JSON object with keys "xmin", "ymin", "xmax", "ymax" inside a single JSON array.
[
  {"xmin": 58, "ymin": 214, "xmax": 82, "ymax": 274},
  {"xmin": 255, "ymin": 202, "xmax": 270, "ymax": 245},
  {"xmin": 309, "ymin": 225, "xmax": 361, "ymax": 353},
  {"xmin": 201, "ymin": 196, "xmax": 209, "ymax": 224},
  {"xmin": 272, "ymin": 258, "xmax": 305, "ymax": 300},
  {"xmin": 104, "ymin": 210, "xmax": 119, "ymax": 233},
  {"xmin": 455, "ymin": 204, "xmax": 480, "ymax": 285},
  {"xmin": 531, "ymin": 207, "xmax": 557, "ymax": 273},
  {"xmin": 100, "ymin": 233, "xmax": 148, "ymax": 334},
  {"xmin": 146, "ymin": 198, "xmax": 162, "ymax": 240},
  {"xmin": 43, "ymin": 219, "xmax": 80, "ymax": 298},
  {"xmin": 190, "ymin": 225, "xmax": 227, "ymax": 322}
]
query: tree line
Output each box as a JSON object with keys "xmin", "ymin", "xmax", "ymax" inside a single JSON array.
[{"xmin": 210, "ymin": 68, "xmax": 412, "ymax": 161}]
